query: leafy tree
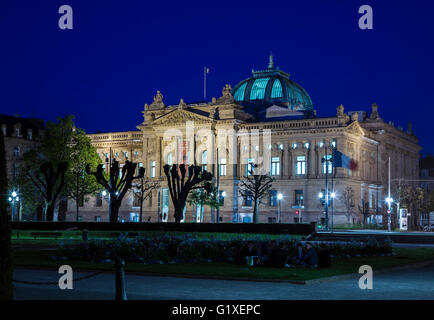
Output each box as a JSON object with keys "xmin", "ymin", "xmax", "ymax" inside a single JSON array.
[
  {"xmin": 0, "ymin": 128, "xmax": 13, "ymax": 299},
  {"xmin": 238, "ymin": 165, "xmax": 273, "ymax": 223},
  {"xmin": 342, "ymin": 186, "xmax": 355, "ymax": 224},
  {"xmin": 163, "ymin": 164, "xmax": 213, "ymax": 223},
  {"xmin": 65, "ymin": 129, "xmax": 102, "ymax": 221},
  {"xmin": 87, "ymin": 159, "xmax": 144, "ymax": 222},
  {"xmin": 132, "ymin": 174, "xmax": 160, "ymax": 222},
  {"xmin": 20, "ymin": 115, "xmax": 75, "ymax": 221},
  {"xmin": 187, "ymin": 183, "xmax": 219, "ymax": 222}
]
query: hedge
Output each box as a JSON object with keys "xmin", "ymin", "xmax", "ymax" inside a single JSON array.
[{"xmin": 11, "ymin": 221, "xmax": 316, "ymax": 235}]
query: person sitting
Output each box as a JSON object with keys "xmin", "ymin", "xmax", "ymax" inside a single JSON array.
[
  {"xmin": 318, "ymin": 243, "xmax": 331, "ymax": 268},
  {"xmin": 301, "ymin": 242, "xmax": 318, "ymax": 268},
  {"xmin": 237, "ymin": 241, "xmax": 257, "ymax": 265},
  {"xmin": 286, "ymin": 243, "xmax": 305, "ymax": 267}
]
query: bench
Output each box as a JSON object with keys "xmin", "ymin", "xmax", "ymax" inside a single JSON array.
[
  {"xmin": 110, "ymin": 232, "xmax": 140, "ymax": 238},
  {"xmin": 30, "ymin": 232, "xmax": 62, "ymax": 240}
]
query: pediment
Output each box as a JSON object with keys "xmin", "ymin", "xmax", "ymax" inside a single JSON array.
[
  {"xmin": 346, "ymin": 121, "xmax": 365, "ymax": 136},
  {"xmin": 152, "ymin": 109, "xmax": 213, "ymax": 126}
]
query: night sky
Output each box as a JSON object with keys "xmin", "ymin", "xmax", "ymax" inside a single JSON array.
[{"xmin": 1, "ymin": 0, "xmax": 434, "ymax": 154}]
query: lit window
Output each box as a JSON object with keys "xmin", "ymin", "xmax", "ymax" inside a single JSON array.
[
  {"xmin": 167, "ymin": 152, "xmax": 173, "ymax": 165},
  {"xmin": 292, "ymin": 143, "xmax": 297, "ymax": 149},
  {"xmin": 319, "ymin": 142, "xmax": 324, "ymax": 148},
  {"xmin": 124, "ymin": 151, "xmax": 128, "ymax": 159},
  {"xmin": 271, "ymin": 79, "xmax": 283, "ymax": 98},
  {"xmin": 254, "ymin": 145, "xmax": 259, "ymax": 152},
  {"xmin": 244, "ymin": 192, "xmax": 253, "ymax": 207},
  {"xmin": 279, "ymin": 144, "xmax": 284, "ymax": 151},
  {"xmin": 27, "ymin": 129, "xmax": 32, "ymax": 140},
  {"xmin": 250, "ymin": 78, "xmax": 270, "ymax": 100},
  {"xmin": 201, "ymin": 150, "xmax": 207, "ymax": 171},
  {"xmin": 296, "ymin": 156, "xmax": 306, "ymax": 175},
  {"xmin": 271, "ymin": 157, "xmax": 280, "ymax": 176},
  {"xmin": 304, "ymin": 142, "xmax": 310, "ymax": 149},
  {"xmin": 234, "ymin": 82, "xmax": 248, "ymax": 101},
  {"xmin": 331, "ymin": 140, "xmax": 336, "ymax": 148},
  {"xmin": 295, "ymin": 190, "xmax": 304, "ymax": 206},
  {"xmin": 94, "ymin": 216, "xmax": 101, "ymax": 222},
  {"xmin": 269, "ymin": 190, "xmax": 278, "ymax": 207},
  {"xmin": 322, "ymin": 155, "xmax": 332, "ymax": 174},
  {"xmin": 245, "ymin": 158, "xmax": 255, "ymax": 176},
  {"xmin": 1, "ymin": 125, "xmax": 6, "ymax": 136},
  {"xmin": 219, "ymin": 158, "xmax": 227, "ymax": 176},
  {"xmin": 150, "ymin": 160, "xmax": 156, "ymax": 178}
]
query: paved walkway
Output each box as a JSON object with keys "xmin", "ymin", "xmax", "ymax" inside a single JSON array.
[{"xmin": 13, "ymin": 265, "xmax": 434, "ymax": 300}]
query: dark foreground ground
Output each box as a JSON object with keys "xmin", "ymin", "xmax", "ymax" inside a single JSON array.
[{"xmin": 14, "ymin": 265, "xmax": 434, "ymax": 300}]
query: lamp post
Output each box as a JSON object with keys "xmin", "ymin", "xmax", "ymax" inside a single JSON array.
[
  {"xmin": 331, "ymin": 192, "xmax": 336, "ymax": 233},
  {"xmin": 277, "ymin": 193, "xmax": 283, "ymax": 223},
  {"xmin": 9, "ymin": 191, "xmax": 19, "ymax": 221},
  {"xmin": 386, "ymin": 197, "xmax": 393, "ymax": 232}
]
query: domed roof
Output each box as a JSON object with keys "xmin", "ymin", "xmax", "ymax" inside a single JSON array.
[{"xmin": 231, "ymin": 54, "xmax": 313, "ymax": 113}]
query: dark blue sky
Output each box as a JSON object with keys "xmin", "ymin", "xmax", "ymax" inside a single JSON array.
[{"xmin": 1, "ymin": 0, "xmax": 434, "ymax": 154}]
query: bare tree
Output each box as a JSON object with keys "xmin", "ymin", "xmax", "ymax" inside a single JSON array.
[
  {"xmin": 163, "ymin": 164, "xmax": 213, "ymax": 223},
  {"xmin": 342, "ymin": 186, "xmax": 355, "ymax": 224},
  {"xmin": 86, "ymin": 159, "xmax": 144, "ymax": 222},
  {"xmin": 238, "ymin": 165, "xmax": 273, "ymax": 223},
  {"xmin": 132, "ymin": 174, "xmax": 160, "ymax": 222}
]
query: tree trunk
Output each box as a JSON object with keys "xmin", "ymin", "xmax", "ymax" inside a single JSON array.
[
  {"xmin": 46, "ymin": 203, "xmax": 55, "ymax": 221},
  {"xmin": 174, "ymin": 205, "xmax": 184, "ymax": 223},
  {"xmin": 109, "ymin": 195, "xmax": 119, "ymax": 222},
  {"xmin": 76, "ymin": 200, "xmax": 80, "ymax": 222},
  {"xmin": 139, "ymin": 200, "xmax": 143, "ymax": 223},
  {"xmin": 253, "ymin": 199, "xmax": 258, "ymax": 223}
]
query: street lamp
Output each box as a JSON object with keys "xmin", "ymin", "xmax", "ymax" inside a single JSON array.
[
  {"xmin": 386, "ymin": 197, "xmax": 393, "ymax": 232},
  {"xmin": 9, "ymin": 191, "xmax": 20, "ymax": 221},
  {"xmin": 102, "ymin": 190, "xmax": 107, "ymax": 197},
  {"xmin": 331, "ymin": 192, "xmax": 336, "ymax": 233},
  {"xmin": 277, "ymin": 193, "xmax": 283, "ymax": 223}
]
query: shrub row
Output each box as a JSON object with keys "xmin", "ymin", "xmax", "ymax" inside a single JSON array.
[
  {"xmin": 55, "ymin": 233, "xmax": 393, "ymax": 265},
  {"xmin": 12, "ymin": 221, "xmax": 316, "ymax": 235}
]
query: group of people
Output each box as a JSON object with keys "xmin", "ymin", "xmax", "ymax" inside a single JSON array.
[{"xmin": 237, "ymin": 240, "xmax": 331, "ymax": 269}]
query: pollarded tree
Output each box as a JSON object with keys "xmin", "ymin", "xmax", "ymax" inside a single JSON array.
[
  {"xmin": 65, "ymin": 128, "xmax": 103, "ymax": 221},
  {"xmin": 0, "ymin": 128, "xmax": 13, "ymax": 299},
  {"xmin": 238, "ymin": 165, "xmax": 273, "ymax": 223},
  {"xmin": 87, "ymin": 159, "xmax": 144, "ymax": 222},
  {"xmin": 163, "ymin": 164, "xmax": 213, "ymax": 223},
  {"xmin": 132, "ymin": 174, "xmax": 160, "ymax": 222},
  {"xmin": 342, "ymin": 186, "xmax": 356, "ymax": 224}
]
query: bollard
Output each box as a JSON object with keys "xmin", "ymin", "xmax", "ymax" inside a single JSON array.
[
  {"xmin": 82, "ymin": 229, "xmax": 88, "ymax": 242},
  {"xmin": 115, "ymin": 258, "xmax": 127, "ymax": 300}
]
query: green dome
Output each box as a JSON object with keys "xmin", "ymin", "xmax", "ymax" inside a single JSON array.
[{"xmin": 232, "ymin": 54, "xmax": 313, "ymax": 112}]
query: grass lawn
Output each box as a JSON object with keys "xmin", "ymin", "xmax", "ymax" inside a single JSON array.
[
  {"xmin": 11, "ymin": 230, "xmax": 303, "ymax": 246},
  {"xmin": 13, "ymin": 248, "xmax": 434, "ymax": 281}
]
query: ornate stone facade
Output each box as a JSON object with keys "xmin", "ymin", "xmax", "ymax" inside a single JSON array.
[{"xmin": 67, "ymin": 60, "xmax": 421, "ymax": 224}]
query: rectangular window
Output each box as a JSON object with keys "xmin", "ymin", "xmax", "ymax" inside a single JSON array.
[
  {"xmin": 78, "ymin": 216, "xmax": 83, "ymax": 222},
  {"xmin": 296, "ymin": 156, "xmax": 306, "ymax": 175},
  {"xmin": 244, "ymin": 192, "xmax": 253, "ymax": 207},
  {"xmin": 94, "ymin": 216, "xmax": 101, "ymax": 222},
  {"xmin": 218, "ymin": 191, "xmax": 225, "ymax": 206},
  {"xmin": 150, "ymin": 160, "xmax": 156, "ymax": 178},
  {"xmin": 322, "ymin": 155, "xmax": 332, "ymax": 174},
  {"xmin": 269, "ymin": 190, "xmax": 278, "ymax": 207},
  {"xmin": 268, "ymin": 217, "xmax": 277, "ymax": 223},
  {"xmin": 132, "ymin": 215, "xmax": 140, "ymax": 222},
  {"xmin": 219, "ymin": 158, "xmax": 227, "ymax": 176},
  {"xmin": 295, "ymin": 190, "xmax": 304, "ymax": 206},
  {"xmin": 245, "ymin": 158, "xmax": 255, "ymax": 176},
  {"xmin": 271, "ymin": 157, "xmax": 280, "ymax": 176},
  {"xmin": 95, "ymin": 193, "xmax": 102, "ymax": 207}
]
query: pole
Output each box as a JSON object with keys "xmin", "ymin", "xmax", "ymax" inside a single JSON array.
[
  {"xmin": 216, "ymin": 148, "xmax": 220, "ymax": 223},
  {"xmin": 204, "ymin": 67, "xmax": 207, "ymax": 100},
  {"xmin": 324, "ymin": 146, "xmax": 329, "ymax": 231},
  {"xmin": 278, "ymin": 199, "xmax": 281, "ymax": 223},
  {"xmin": 388, "ymin": 157, "xmax": 391, "ymax": 232},
  {"xmin": 115, "ymin": 258, "xmax": 127, "ymax": 300},
  {"xmin": 331, "ymin": 146, "xmax": 334, "ymax": 233}
]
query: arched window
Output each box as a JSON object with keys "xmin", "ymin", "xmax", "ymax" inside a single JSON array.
[
  {"xmin": 167, "ymin": 152, "xmax": 173, "ymax": 166},
  {"xmin": 271, "ymin": 79, "xmax": 283, "ymax": 98},
  {"xmin": 250, "ymin": 78, "xmax": 269, "ymax": 100},
  {"xmin": 234, "ymin": 82, "xmax": 248, "ymax": 101},
  {"xmin": 201, "ymin": 150, "xmax": 207, "ymax": 171}
]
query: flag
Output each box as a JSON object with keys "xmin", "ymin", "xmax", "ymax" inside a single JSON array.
[{"xmin": 333, "ymin": 149, "xmax": 358, "ymax": 170}]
